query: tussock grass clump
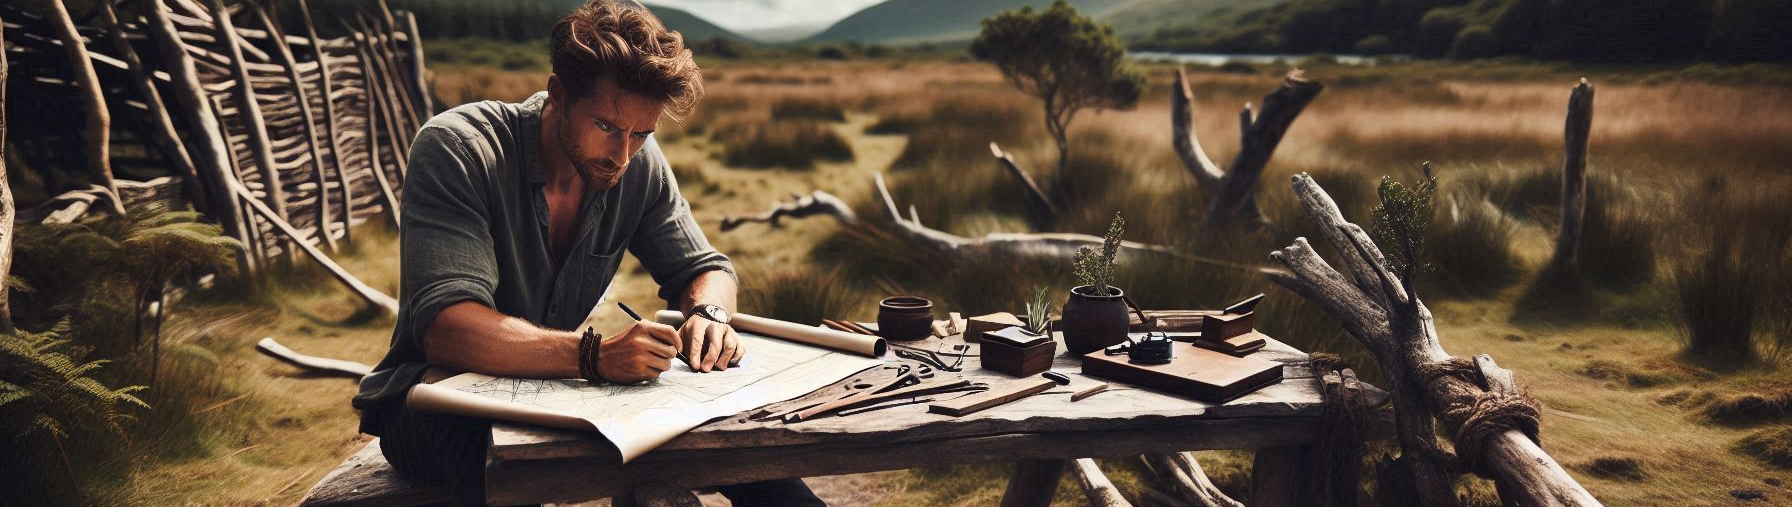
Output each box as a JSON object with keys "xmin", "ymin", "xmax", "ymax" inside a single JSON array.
[
  {"xmin": 1575, "ymin": 359, "xmax": 1683, "ymax": 388},
  {"xmin": 1704, "ymin": 387, "xmax": 1792, "ymax": 426},
  {"xmin": 1672, "ymin": 178, "xmax": 1792, "ymax": 365},
  {"xmin": 716, "ymin": 121, "xmax": 853, "ymax": 169},
  {"xmin": 739, "ymin": 264, "xmax": 870, "ymax": 326},
  {"xmin": 770, "ymin": 97, "xmax": 848, "ymax": 122},
  {"xmin": 1736, "ymin": 427, "xmax": 1792, "ymax": 469},
  {"xmin": 1423, "ymin": 193, "xmax": 1523, "ymax": 297},
  {"xmin": 1578, "ymin": 457, "xmax": 1646, "ymax": 481},
  {"xmin": 887, "ymin": 93, "xmax": 1039, "ymax": 170}
]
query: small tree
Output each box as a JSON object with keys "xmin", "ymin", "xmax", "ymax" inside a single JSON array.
[{"xmin": 973, "ymin": 1, "xmax": 1146, "ymax": 196}]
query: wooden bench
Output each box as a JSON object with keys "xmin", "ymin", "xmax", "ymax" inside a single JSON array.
[{"xmin": 298, "ymin": 439, "xmax": 450, "ymax": 507}]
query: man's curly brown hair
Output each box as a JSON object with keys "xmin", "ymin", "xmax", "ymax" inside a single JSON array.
[{"xmin": 550, "ymin": 0, "xmax": 703, "ymax": 122}]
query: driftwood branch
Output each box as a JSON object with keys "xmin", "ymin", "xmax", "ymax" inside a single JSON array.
[
  {"xmin": 1175, "ymin": 69, "xmax": 1323, "ymax": 236},
  {"xmin": 873, "ymin": 173, "xmax": 1180, "ymax": 261},
  {"xmin": 1546, "ymin": 79, "xmax": 1594, "ymax": 274},
  {"xmin": 1069, "ymin": 458, "xmax": 1132, "ymax": 507},
  {"xmin": 989, "ymin": 142, "xmax": 1059, "ymax": 230},
  {"xmin": 1144, "ymin": 453, "xmax": 1242, "ymax": 507},
  {"xmin": 1268, "ymin": 173, "xmax": 1599, "ymax": 506},
  {"xmin": 255, "ymin": 337, "xmax": 372, "ymax": 377},
  {"xmin": 233, "ymin": 181, "xmax": 398, "ymax": 315},
  {"xmin": 719, "ymin": 191, "xmax": 857, "ymax": 232}
]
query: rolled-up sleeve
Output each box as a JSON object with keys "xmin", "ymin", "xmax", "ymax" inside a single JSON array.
[
  {"xmin": 397, "ymin": 126, "xmax": 499, "ymax": 353},
  {"xmin": 628, "ymin": 138, "xmax": 735, "ymax": 302}
]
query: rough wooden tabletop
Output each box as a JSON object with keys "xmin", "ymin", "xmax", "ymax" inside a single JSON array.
[{"xmin": 488, "ymin": 332, "xmax": 1379, "ymax": 462}]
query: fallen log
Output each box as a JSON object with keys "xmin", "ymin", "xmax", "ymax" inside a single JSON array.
[
  {"xmin": 872, "ymin": 172, "xmax": 1181, "ymax": 261},
  {"xmin": 1267, "ymin": 173, "xmax": 1599, "ymax": 506},
  {"xmin": 719, "ymin": 191, "xmax": 856, "ymax": 232}
]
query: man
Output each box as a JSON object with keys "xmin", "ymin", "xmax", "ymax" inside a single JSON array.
[{"xmin": 351, "ymin": 1, "xmax": 825, "ymax": 505}]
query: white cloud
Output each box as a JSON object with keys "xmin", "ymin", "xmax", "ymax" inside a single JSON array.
[{"xmin": 646, "ymin": 0, "xmax": 884, "ymax": 31}]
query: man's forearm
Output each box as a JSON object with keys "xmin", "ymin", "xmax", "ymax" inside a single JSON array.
[
  {"xmin": 678, "ymin": 269, "xmax": 738, "ymax": 315},
  {"xmin": 422, "ymin": 301, "xmax": 581, "ymax": 378}
]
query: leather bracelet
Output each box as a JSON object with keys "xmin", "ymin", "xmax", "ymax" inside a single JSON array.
[{"xmin": 579, "ymin": 327, "xmax": 604, "ymax": 383}]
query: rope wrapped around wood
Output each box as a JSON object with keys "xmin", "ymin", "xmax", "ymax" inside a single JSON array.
[{"xmin": 1413, "ymin": 357, "xmax": 1543, "ymax": 478}]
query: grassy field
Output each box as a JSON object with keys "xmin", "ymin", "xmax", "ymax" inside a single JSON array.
[{"xmin": 50, "ymin": 57, "xmax": 1792, "ymax": 505}]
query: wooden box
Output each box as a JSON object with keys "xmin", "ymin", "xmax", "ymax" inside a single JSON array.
[
  {"xmin": 980, "ymin": 326, "xmax": 1055, "ymax": 377},
  {"xmin": 1081, "ymin": 341, "xmax": 1282, "ymax": 403},
  {"xmin": 965, "ymin": 312, "xmax": 1026, "ymax": 344},
  {"xmin": 1200, "ymin": 311, "xmax": 1255, "ymax": 341}
]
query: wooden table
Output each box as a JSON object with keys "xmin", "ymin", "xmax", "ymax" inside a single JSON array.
[{"xmin": 483, "ymin": 334, "xmax": 1389, "ymax": 506}]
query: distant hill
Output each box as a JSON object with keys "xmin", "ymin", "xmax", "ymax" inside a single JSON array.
[
  {"xmin": 643, "ymin": 3, "xmax": 753, "ymax": 42},
  {"xmin": 804, "ymin": 0, "xmax": 1133, "ymax": 44},
  {"xmin": 1099, "ymin": 0, "xmax": 1284, "ymax": 41}
]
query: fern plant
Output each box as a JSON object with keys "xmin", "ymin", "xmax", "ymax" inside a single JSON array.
[
  {"xmin": 1073, "ymin": 211, "xmax": 1125, "ymax": 296},
  {"xmin": 0, "ymin": 321, "xmax": 148, "ymax": 469}
]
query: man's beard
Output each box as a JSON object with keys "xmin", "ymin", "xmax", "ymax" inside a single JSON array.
[{"xmin": 558, "ymin": 117, "xmax": 625, "ymax": 190}]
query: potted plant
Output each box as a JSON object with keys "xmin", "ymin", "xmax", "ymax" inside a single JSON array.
[{"xmin": 1062, "ymin": 211, "xmax": 1131, "ymax": 356}]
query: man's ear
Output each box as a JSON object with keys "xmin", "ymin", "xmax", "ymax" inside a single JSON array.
[{"xmin": 546, "ymin": 74, "xmax": 563, "ymax": 107}]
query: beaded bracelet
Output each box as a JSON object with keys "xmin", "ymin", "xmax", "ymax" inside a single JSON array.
[{"xmin": 578, "ymin": 327, "xmax": 604, "ymax": 383}]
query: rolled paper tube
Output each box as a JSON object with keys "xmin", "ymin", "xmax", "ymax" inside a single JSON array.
[{"xmin": 657, "ymin": 310, "xmax": 889, "ymax": 357}]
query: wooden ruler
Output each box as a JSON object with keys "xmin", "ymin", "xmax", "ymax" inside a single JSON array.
[{"xmin": 928, "ymin": 377, "xmax": 1057, "ymax": 417}]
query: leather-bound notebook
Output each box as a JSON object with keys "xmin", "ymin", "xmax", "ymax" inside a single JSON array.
[{"xmin": 1081, "ymin": 342, "xmax": 1282, "ymax": 403}]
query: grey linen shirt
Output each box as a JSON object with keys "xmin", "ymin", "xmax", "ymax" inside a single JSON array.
[{"xmin": 352, "ymin": 92, "xmax": 734, "ymax": 435}]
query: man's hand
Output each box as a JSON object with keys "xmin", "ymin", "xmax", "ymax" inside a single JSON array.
[
  {"xmin": 678, "ymin": 317, "xmax": 743, "ymax": 372},
  {"xmin": 597, "ymin": 321, "xmax": 681, "ymax": 383}
]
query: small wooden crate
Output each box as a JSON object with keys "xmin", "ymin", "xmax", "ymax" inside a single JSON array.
[{"xmin": 980, "ymin": 327, "xmax": 1056, "ymax": 377}]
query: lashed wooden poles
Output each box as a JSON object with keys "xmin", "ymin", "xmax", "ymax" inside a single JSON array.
[
  {"xmin": 99, "ymin": 0, "xmax": 208, "ymax": 213},
  {"xmin": 47, "ymin": 0, "xmax": 126, "ymax": 215},
  {"xmin": 232, "ymin": 180, "xmax": 398, "ymax": 315},
  {"xmin": 355, "ymin": 13, "xmax": 412, "ymax": 164},
  {"xmin": 145, "ymin": 0, "xmax": 253, "ymax": 274},
  {"xmin": 212, "ymin": 0, "xmax": 292, "ymax": 250},
  {"xmin": 251, "ymin": 0, "xmax": 335, "ymax": 253},
  {"xmin": 294, "ymin": 0, "xmax": 355, "ymax": 244},
  {"xmin": 350, "ymin": 29, "xmax": 402, "ymax": 226},
  {"xmin": 400, "ymin": 10, "xmax": 430, "ymax": 117},
  {"xmin": 1268, "ymin": 173, "xmax": 1600, "ymax": 506}
]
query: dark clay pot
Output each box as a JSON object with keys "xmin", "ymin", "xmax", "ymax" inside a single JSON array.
[
  {"xmin": 878, "ymin": 296, "xmax": 934, "ymax": 341},
  {"xmin": 1061, "ymin": 285, "xmax": 1130, "ymax": 356}
]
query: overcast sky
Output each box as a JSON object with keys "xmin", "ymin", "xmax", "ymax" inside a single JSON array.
[{"xmin": 647, "ymin": 0, "xmax": 885, "ymax": 31}]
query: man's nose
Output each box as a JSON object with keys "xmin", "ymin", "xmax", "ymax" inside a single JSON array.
[{"xmin": 604, "ymin": 137, "xmax": 632, "ymax": 167}]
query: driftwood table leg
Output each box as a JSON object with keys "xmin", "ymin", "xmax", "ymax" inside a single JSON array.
[
  {"xmin": 1000, "ymin": 459, "xmax": 1068, "ymax": 507},
  {"xmin": 1248, "ymin": 445, "xmax": 1312, "ymax": 507},
  {"xmin": 611, "ymin": 482, "xmax": 701, "ymax": 507}
]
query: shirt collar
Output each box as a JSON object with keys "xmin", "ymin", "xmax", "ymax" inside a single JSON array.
[{"xmin": 521, "ymin": 91, "xmax": 548, "ymax": 185}]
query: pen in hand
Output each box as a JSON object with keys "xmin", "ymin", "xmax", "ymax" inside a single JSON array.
[{"xmin": 617, "ymin": 302, "xmax": 694, "ymax": 370}]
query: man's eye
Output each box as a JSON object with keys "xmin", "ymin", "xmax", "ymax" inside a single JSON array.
[
  {"xmin": 631, "ymin": 132, "xmax": 651, "ymax": 140},
  {"xmin": 595, "ymin": 121, "xmax": 617, "ymax": 133}
]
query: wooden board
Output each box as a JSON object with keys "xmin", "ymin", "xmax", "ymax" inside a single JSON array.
[
  {"xmin": 1082, "ymin": 341, "xmax": 1282, "ymax": 403},
  {"xmin": 928, "ymin": 377, "xmax": 1058, "ymax": 416}
]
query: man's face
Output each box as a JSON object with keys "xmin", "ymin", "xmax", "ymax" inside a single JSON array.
[{"xmin": 550, "ymin": 77, "xmax": 665, "ymax": 190}]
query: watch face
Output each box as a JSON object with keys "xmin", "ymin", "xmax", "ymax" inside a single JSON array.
[{"xmin": 699, "ymin": 305, "xmax": 728, "ymax": 323}]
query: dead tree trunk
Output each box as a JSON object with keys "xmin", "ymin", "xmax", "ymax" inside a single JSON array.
[
  {"xmin": 1268, "ymin": 173, "xmax": 1600, "ymax": 506},
  {"xmin": 989, "ymin": 142, "xmax": 1059, "ymax": 231},
  {"xmin": 1, "ymin": 18, "xmax": 15, "ymax": 333},
  {"xmin": 1546, "ymin": 79, "xmax": 1594, "ymax": 276},
  {"xmin": 1175, "ymin": 69, "xmax": 1322, "ymax": 236},
  {"xmin": 719, "ymin": 191, "xmax": 856, "ymax": 232},
  {"xmin": 48, "ymin": 0, "xmax": 125, "ymax": 215}
]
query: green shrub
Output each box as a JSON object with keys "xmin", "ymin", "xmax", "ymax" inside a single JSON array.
[
  {"xmin": 0, "ymin": 322, "xmax": 148, "ymax": 504},
  {"xmin": 1451, "ymin": 25, "xmax": 1500, "ymax": 59},
  {"xmin": 1354, "ymin": 34, "xmax": 1395, "ymax": 55},
  {"xmin": 716, "ymin": 121, "xmax": 854, "ymax": 169}
]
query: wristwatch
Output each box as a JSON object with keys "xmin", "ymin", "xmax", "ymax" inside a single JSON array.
[{"xmin": 688, "ymin": 303, "xmax": 731, "ymax": 325}]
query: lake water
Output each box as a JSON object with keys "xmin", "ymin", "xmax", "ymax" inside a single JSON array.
[{"xmin": 1129, "ymin": 51, "xmax": 1390, "ymax": 67}]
